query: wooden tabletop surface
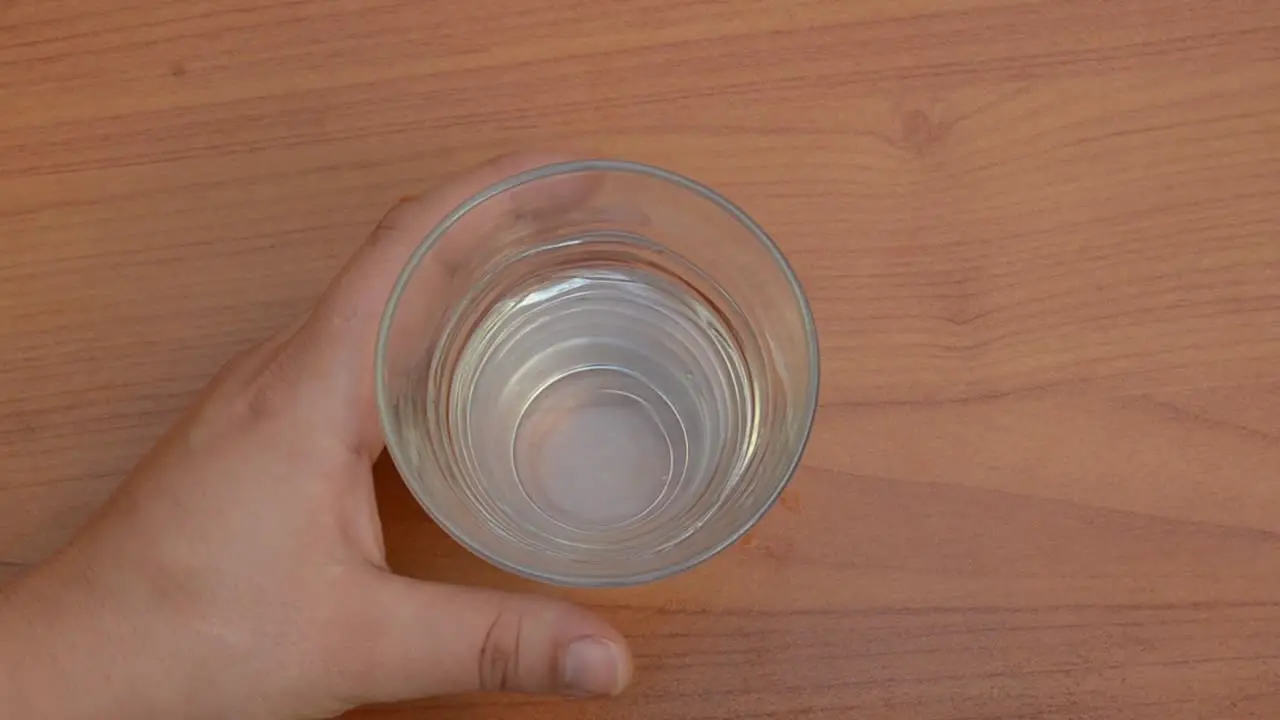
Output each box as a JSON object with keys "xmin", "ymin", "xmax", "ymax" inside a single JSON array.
[{"xmin": 3, "ymin": 1, "xmax": 1279, "ymax": 717}]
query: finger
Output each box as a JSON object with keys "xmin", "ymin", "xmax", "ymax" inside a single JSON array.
[
  {"xmin": 339, "ymin": 573, "xmax": 632, "ymax": 702},
  {"xmin": 321, "ymin": 151, "xmax": 589, "ymax": 341},
  {"xmin": 284, "ymin": 151, "xmax": 596, "ymax": 457},
  {"xmin": 357, "ymin": 154, "xmax": 599, "ymax": 410}
]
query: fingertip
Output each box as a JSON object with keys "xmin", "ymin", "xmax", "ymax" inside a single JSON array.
[{"xmin": 562, "ymin": 636, "xmax": 632, "ymax": 697}]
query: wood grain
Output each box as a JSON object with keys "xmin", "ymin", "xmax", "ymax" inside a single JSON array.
[{"xmin": 2, "ymin": 0, "xmax": 1279, "ymax": 717}]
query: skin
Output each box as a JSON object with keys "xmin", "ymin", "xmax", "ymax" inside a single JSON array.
[{"xmin": 0, "ymin": 152, "xmax": 633, "ymax": 719}]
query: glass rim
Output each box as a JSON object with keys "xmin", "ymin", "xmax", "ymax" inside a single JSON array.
[{"xmin": 375, "ymin": 158, "xmax": 821, "ymax": 586}]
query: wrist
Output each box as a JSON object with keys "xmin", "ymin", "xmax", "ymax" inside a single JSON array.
[
  {"xmin": 0, "ymin": 559, "xmax": 108, "ymax": 717},
  {"xmin": 0, "ymin": 550, "xmax": 187, "ymax": 719}
]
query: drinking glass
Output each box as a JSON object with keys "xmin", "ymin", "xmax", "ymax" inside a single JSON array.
[{"xmin": 376, "ymin": 159, "xmax": 818, "ymax": 586}]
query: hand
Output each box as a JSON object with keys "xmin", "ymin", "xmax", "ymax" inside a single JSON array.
[{"xmin": 0, "ymin": 153, "xmax": 633, "ymax": 719}]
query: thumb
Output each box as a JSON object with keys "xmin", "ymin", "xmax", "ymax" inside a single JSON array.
[{"xmin": 343, "ymin": 573, "xmax": 633, "ymax": 702}]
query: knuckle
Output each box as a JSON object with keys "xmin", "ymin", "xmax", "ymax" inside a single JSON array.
[
  {"xmin": 173, "ymin": 320, "xmax": 314, "ymax": 449},
  {"xmin": 373, "ymin": 196, "xmax": 422, "ymax": 234},
  {"xmin": 216, "ymin": 340, "xmax": 303, "ymax": 427},
  {"xmin": 239, "ymin": 367, "xmax": 291, "ymax": 423},
  {"xmin": 478, "ymin": 609, "xmax": 524, "ymax": 693},
  {"xmin": 210, "ymin": 316, "xmax": 306, "ymax": 394},
  {"xmin": 206, "ymin": 341, "xmax": 270, "ymax": 394},
  {"xmin": 310, "ymin": 293, "xmax": 365, "ymax": 342}
]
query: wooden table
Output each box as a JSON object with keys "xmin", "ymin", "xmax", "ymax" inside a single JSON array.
[{"xmin": 3, "ymin": 1, "xmax": 1278, "ymax": 717}]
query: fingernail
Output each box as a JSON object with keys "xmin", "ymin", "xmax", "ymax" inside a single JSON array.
[{"xmin": 562, "ymin": 637, "xmax": 626, "ymax": 697}]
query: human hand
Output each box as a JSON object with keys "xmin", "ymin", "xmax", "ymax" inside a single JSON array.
[{"xmin": 0, "ymin": 153, "xmax": 633, "ymax": 719}]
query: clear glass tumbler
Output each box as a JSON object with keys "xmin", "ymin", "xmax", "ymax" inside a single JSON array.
[{"xmin": 376, "ymin": 159, "xmax": 819, "ymax": 586}]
